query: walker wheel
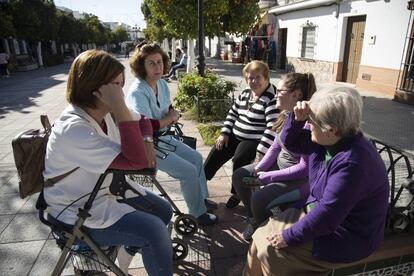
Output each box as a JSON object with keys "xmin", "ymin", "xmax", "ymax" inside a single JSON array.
[
  {"xmin": 174, "ymin": 214, "xmax": 198, "ymax": 236},
  {"xmin": 172, "ymin": 238, "xmax": 188, "ymax": 261}
]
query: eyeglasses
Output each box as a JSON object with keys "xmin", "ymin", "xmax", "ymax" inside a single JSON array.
[
  {"xmin": 109, "ymin": 81, "xmax": 124, "ymax": 87},
  {"xmin": 307, "ymin": 113, "xmax": 325, "ymax": 130},
  {"xmin": 247, "ymin": 75, "xmax": 264, "ymax": 82},
  {"xmin": 276, "ymin": 89, "xmax": 292, "ymax": 94}
]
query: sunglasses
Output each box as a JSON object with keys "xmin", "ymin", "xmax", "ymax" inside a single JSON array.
[{"xmin": 307, "ymin": 113, "xmax": 325, "ymax": 130}]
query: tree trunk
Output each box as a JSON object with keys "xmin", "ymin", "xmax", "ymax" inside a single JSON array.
[
  {"xmin": 2, "ymin": 38, "xmax": 11, "ymax": 55},
  {"xmin": 51, "ymin": 41, "xmax": 57, "ymax": 55},
  {"xmin": 171, "ymin": 38, "xmax": 176, "ymax": 62},
  {"xmin": 215, "ymin": 37, "xmax": 221, "ymax": 58},
  {"xmin": 36, "ymin": 41, "xmax": 43, "ymax": 67},
  {"xmin": 187, "ymin": 39, "xmax": 195, "ymax": 73}
]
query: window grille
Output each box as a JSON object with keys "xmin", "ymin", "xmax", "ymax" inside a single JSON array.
[
  {"xmin": 301, "ymin": 26, "xmax": 316, "ymax": 59},
  {"xmin": 399, "ymin": 3, "xmax": 414, "ymax": 93}
]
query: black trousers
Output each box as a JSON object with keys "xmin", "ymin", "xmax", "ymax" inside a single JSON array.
[{"xmin": 204, "ymin": 132, "xmax": 258, "ymax": 194}]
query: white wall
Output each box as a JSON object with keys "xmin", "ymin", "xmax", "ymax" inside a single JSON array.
[
  {"xmin": 341, "ymin": 0, "xmax": 410, "ymax": 69},
  {"xmin": 205, "ymin": 36, "xmax": 219, "ymax": 57},
  {"xmin": 278, "ymin": 5, "xmax": 339, "ymax": 62},
  {"xmin": 276, "ymin": 0, "xmax": 411, "ymax": 69}
]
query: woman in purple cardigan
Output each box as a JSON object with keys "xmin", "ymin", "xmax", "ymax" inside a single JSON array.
[
  {"xmin": 243, "ymin": 86, "xmax": 389, "ymax": 275},
  {"xmin": 233, "ymin": 73, "xmax": 316, "ymax": 241}
]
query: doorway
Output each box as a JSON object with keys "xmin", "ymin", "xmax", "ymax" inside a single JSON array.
[
  {"xmin": 342, "ymin": 15, "xmax": 366, "ymax": 84},
  {"xmin": 278, "ymin": 28, "xmax": 287, "ymax": 70}
]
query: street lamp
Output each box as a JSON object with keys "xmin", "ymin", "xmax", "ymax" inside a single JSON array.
[
  {"xmin": 132, "ymin": 25, "xmax": 138, "ymax": 42},
  {"xmin": 196, "ymin": 0, "xmax": 205, "ymax": 77}
]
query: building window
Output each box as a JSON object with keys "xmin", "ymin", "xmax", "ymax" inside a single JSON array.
[{"xmin": 301, "ymin": 26, "xmax": 316, "ymax": 59}]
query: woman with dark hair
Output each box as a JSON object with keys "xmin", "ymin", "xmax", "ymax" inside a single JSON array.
[
  {"xmin": 163, "ymin": 47, "xmax": 187, "ymax": 80},
  {"xmin": 43, "ymin": 50, "xmax": 173, "ymax": 275},
  {"xmin": 126, "ymin": 43, "xmax": 218, "ymax": 226},
  {"xmin": 233, "ymin": 73, "xmax": 316, "ymax": 241},
  {"xmin": 170, "ymin": 48, "xmax": 183, "ymax": 67}
]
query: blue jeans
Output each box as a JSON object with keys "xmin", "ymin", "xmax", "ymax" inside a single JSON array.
[
  {"xmin": 233, "ymin": 163, "xmax": 306, "ymax": 225},
  {"xmin": 156, "ymin": 135, "xmax": 208, "ymax": 217},
  {"xmin": 86, "ymin": 190, "xmax": 173, "ymax": 276},
  {"xmin": 166, "ymin": 63, "xmax": 185, "ymax": 77}
]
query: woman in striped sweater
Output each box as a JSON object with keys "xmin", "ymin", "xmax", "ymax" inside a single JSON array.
[{"xmin": 203, "ymin": 60, "xmax": 279, "ymax": 208}]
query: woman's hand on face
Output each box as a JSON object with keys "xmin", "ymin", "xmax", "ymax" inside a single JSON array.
[
  {"xmin": 266, "ymin": 232, "xmax": 288, "ymax": 249},
  {"xmin": 215, "ymin": 134, "xmax": 228, "ymax": 150},
  {"xmin": 293, "ymin": 101, "xmax": 311, "ymax": 122},
  {"xmin": 94, "ymin": 83, "xmax": 125, "ymax": 111}
]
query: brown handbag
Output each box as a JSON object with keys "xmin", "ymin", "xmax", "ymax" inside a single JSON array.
[{"xmin": 11, "ymin": 115, "xmax": 77, "ymax": 199}]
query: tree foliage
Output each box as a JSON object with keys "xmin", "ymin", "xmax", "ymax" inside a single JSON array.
[
  {"xmin": 142, "ymin": 0, "xmax": 260, "ymax": 41},
  {"xmin": 111, "ymin": 26, "xmax": 129, "ymax": 44},
  {"xmin": 9, "ymin": 0, "xmax": 43, "ymax": 43},
  {"xmin": 0, "ymin": 0, "xmax": 131, "ymax": 48},
  {"xmin": 79, "ymin": 14, "xmax": 111, "ymax": 46},
  {"xmin": 56, "ymin": 10, "xmax": 78, "ymax": 44},
  {"xmin": 0, "ymin": 3, "xmax": 15, "ymax": 38}
]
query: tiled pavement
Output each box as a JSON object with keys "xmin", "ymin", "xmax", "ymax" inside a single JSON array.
[{"xmin": 0, "ymin": 56, "xmax": 413, "ymax": 275}]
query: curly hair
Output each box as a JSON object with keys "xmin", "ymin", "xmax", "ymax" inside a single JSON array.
[{"xmin": 129, "ymin": 43, "xmax": 170, "ymax": 79}]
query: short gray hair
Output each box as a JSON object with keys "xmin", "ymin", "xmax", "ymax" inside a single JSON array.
[{"xmin": 309, "ymin": 86, "xmax": 363, "ymax": 136}]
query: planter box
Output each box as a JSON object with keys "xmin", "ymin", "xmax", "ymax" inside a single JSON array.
[
  {"xmin": 232, "ymin": 57, "xmax": 242, "ymax": 63},
  {"xmin": 16, "ymin": 63, "xmax": 38, "ymax": 71}
]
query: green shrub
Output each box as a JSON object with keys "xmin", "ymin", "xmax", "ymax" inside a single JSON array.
[
  {"xmin": 197, "ymin": 123, "xmax": 223, "ymax": 146},
  {"xmin": 174, "ymin": 70, "xmax": 237, "ymax": 122}
]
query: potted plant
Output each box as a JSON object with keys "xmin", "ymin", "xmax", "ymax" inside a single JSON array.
[{"xmin": 174, "ymin": 70, "xmax": 237, "ymax": 144}]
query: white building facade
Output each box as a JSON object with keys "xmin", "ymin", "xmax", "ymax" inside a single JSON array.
[{"xmin": 269, "ymin": 0, "xmax": 412, "ymax": 102}]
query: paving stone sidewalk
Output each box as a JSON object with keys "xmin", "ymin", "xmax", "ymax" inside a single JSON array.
[{"xmin": 0, "ymin": 56, "xmax": 413, "ymax": 276}]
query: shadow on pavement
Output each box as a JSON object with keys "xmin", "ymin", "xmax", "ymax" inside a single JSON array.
[
  {"xmin": 362, "ymin": 96, "xmax": 414, "ymax": 157},
  {"xmin": 0, "ymin": 63, "xmax": 70, "ymax": 119}
]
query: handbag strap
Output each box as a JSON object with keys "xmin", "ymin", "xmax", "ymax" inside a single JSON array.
[
  {"xmin": 44, "ymin": 167, "xmax": 79, "ymax": 186},
  {"xmin": 40, "ymin": 114, "xmax": 51, "ymax": 131}
]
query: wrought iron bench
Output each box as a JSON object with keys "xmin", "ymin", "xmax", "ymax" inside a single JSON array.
[{"xmin": 330, "ymin": 139, "xmax": 414, "ymax": 276}]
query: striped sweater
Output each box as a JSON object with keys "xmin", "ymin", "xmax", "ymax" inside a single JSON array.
[{"xmin": 221, "ymin": 83, "xmax": 279, "ymax": 155}]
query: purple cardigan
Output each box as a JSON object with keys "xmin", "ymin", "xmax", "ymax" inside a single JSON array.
[
  {"xmin": 280, "ymin": 113, "xmax": 389, "ymax": 263},
  {"xmin": 255, "ymin": 134, "xmax": 308, "ymax": 184}
]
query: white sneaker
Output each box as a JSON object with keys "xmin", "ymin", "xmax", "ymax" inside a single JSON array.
[{"xmin": 116, "ymin": 247, "xmax": 134, "ymax": 275}]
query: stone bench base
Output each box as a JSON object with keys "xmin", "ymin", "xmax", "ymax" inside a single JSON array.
[
  {"xmin": 16, "ymin": 63, "xmax": 38, "ymax": 71},
  {"xmin": 331, "ymin": 230, "xmax": 414, "ymax": 275}
]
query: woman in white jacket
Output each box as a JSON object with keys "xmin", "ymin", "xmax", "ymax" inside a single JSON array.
[{"xmin": 43, "ymin": 50, "xmax": 173, "ymax": 276}]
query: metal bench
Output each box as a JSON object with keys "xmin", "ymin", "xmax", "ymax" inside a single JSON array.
[{"xmin": 330, "ymin": 139, "xmax": 414, "ymax": 276}]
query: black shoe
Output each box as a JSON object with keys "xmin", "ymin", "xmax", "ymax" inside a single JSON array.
[
  {"xmin": 197, "ymin": 213, "xmax": 218, "ymax": 226},
  {"xmin": 225, "ymin": 194, "xmax": 240, "ymax": 209},
  {"xmin": 204, "ymin": 199, "xmax": 218, "ymax": 211},
  {"xmin": 242, "ymin": 218, "xmax": 257, "ymax": 241}
]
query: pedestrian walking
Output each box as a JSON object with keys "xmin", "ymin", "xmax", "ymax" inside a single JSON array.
[{"xmin": 125, "ymin": 46, "xmax": 130, "ymax": 59}]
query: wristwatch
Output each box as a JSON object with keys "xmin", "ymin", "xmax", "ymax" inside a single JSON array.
[{"xmin": 143, "ymin": 136, "xmax": 154, "ymax": 143}]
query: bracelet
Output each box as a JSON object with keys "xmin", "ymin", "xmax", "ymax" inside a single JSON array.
[{"xmin": 143, "ymin": 136, "xmax": 154, "ymax": 143}]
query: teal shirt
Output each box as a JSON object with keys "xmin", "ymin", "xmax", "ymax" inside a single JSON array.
[{"xmin": 126, "ymin": 78, "xmax": 171, "ymax": 121}]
